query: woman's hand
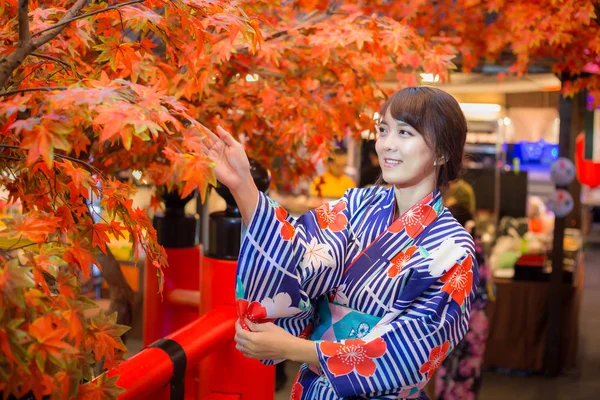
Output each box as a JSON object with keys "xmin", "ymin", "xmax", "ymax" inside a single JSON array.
[
  {"xmin": 235, "ymin": 319, "xmax": 294, "ymax": 360},
  {"xmin": 201, "ymin": 125, "xmax": 251, "ymax": 192},
  {"xmin": 234, "ymin": 319, "xmax": 319, "ymax": 365},
  {"xmin": 201, "ymin": 126, "xmax": 259, "ymax": 225}
]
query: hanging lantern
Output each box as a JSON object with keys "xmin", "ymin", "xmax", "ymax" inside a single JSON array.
[
  {"xmin": 547, "ymin": 189, "xmax": 575, "ymax": 218},
  {"xmin": 550, "ymin": 157, "xmax": 576, "ymax": 186},
  {"xmin": 575, "ymin": 133, "xmax": 600, "ymax": 188}
]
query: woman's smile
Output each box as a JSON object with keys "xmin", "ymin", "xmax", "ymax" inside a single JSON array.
[{"xmin": 383, "ymin": 158, "xmax": 402, "ymax": 168}]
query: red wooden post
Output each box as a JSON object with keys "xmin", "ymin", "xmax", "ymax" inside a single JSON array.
[
  {"xmin": 143, "ymin": 248, "xmax": 201, "ymax": 346},
  {"xmin": 142, "ymin": 190, "xmax": 202, "ymax": 398},
  {"xmin": 198, "ymin": 257, "xmax": 275, "ymax": 400},
  {"xmin": 198, "ymin": 160, "xmax": 274, "ymax": 399}
]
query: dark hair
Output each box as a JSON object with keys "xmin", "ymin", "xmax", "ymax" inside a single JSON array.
[
  {"xmin": 379, "ymin": 87, "xmax": 468, "ymax": 188},
  {"xmin": 332, "ymin": 147, "xmax": 347, "ymax": 156},
  {"xmin": 447, "ymin": 203, "xmax": 474, "ymax": 227}
]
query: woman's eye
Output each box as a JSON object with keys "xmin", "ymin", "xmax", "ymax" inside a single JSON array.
[
  {"xmin": 399, "ymin": 129, "xmax": 412, "ymax": 136},
  {"xmin": 378, "ymin": 127, "xmax": 388, "ymax": 135}
]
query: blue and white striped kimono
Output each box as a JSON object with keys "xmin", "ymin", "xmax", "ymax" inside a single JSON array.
[{"xmin": 236, "ymin": 186, "xmax": 478, "ymax": 399}]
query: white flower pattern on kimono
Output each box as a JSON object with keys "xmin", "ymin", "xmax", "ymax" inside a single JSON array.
[
  {"xmin": 427, "ymin": 238, "xmax": 467, "ymax": 277},
  {"xmin": 301, "ymin": 236, "xmax": 334, "ymax": 270},
  {"xmin": 362, "ymin": 323, "xmax": 394, "ymax": 342},
  {"xmin": 333, "ymin": 284, "xmax": 349, "ymax": 306},
  {"xmin": 260, "ymin": 292, "xmax": 302, "ymax": 318}
]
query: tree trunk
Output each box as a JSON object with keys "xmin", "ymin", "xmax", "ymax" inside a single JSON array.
[{"xmin": 96, "ymin": 247, "xmax": 134, "ymax": 342}]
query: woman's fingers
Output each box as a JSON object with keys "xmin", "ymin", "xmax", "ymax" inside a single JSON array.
[
  {"xmin": 234, "ymin": 331, "xmax": 250, "ymax": 346},
  {"xmin": 202, "ymin": 125, "xmax": 221, "ymax": 144},
  {"xmin": 199, "ymin": 138, "xmax": 211, "ymax": 156},
  {"xmin": 216, "ymin": 125, "xmax": 238, "ymax": 146}
]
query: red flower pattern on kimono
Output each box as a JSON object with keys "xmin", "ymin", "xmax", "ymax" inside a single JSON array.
[
  {"xmin": 387, "ymin": 246, "xmax": 417, "ymax": 278},
  {"xmin": 315, "ymin": 201, "xmax": 348, "ymax": 232},
  {"xmin": 388, "ymin": 204, "xmax": 437, "ymax": 237},
  {"xmin": 236, "ymin": 299, "xmax": 272, "ymax": 330},
  {"xmin": 319, "ymin": 338, "xmax": 386, "ymax": 377},
  {"xmin": 440, "ymin": 255, "xmax": 474, "ymax": 306},
  {"xmin": 298, "ymin": 322, "xmax": 314, "ymax": 339},
  {"xmin": 420, "ymin": 341, "xmax": 450, "ymax": 378},
  {"xmin": 275, "ymin": 206, "xmax": 295, "ymax": 240},
  {"xmin": 291, "ymin": 381, "xmax": 303, "ymax": 400}
]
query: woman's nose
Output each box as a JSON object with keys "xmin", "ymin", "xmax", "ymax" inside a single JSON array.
[{"xmin": 380, "ymin": 136, "xmax": 396, "ymax": 152}]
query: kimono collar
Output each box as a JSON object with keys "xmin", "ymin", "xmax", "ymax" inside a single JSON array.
[{"xmin": 387, "ymin": 187, "xmax": 443, "ymax": 239}]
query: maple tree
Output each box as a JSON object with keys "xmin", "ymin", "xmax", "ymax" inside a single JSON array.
[
  {"xmin": 0, "ymin": 0, "xmax": 599, "ymax": 398},
  {"xmin": 398, "ymin": 0, "xmax": 600, "ymax": 98}
]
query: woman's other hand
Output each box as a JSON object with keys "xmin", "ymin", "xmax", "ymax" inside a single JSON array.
[{"xmin": 234, "ymin": 319, "xmax": 319, "ymax": 364}]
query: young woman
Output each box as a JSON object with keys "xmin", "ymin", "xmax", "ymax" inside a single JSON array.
[{"xmin": 202, "ymin": 87, "xmax": 479, "ymax": 399}]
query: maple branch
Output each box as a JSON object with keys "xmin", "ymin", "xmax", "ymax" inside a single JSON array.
[
  {"xmin": 32, "ymin": 0, "xmax": 145, "ymax": 38},
  {"xmin": 0, "ymin": 155, "xmax": 24, "ymax": 162},
  {"xmin": 0, "ymin": 0, "xmax": 87, "ymax": 88},
  {"xmin": 230, "ymin": 60, "xmax": 285, "ymax": 79},
  {"xmin": 0, "ymin": 144, "xmax": 106, "ymax": 178},
  {"xmin": 18, "ymin": 0, "xmax": 31, "ymax": 46},
  {"xmin": 30, "ymin": 52, "xmax": 71, "ymax": 69},
  {"xmin": 56, "ymin": 154, "xmax": 107, "ymax": 178},
  {"xmin": 0, "ymin": 86, "xmax": 68, "ymax": 97}
]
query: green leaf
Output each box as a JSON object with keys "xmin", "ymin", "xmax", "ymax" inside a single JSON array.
[
  {"xmin": 78, "ymin": 295, "xmax": 101, "ymax": 310},
  {"xmin": 34, "ymin": 350, "xmax": 46, "ymax": 372},
  {"xmin": 418, "ymin": 246, "xmax": 430, "ymax": 258},
  {"xmin": 7, "ymin": 318, "xmax": 25, "ymax": 330},
  {"xmin": 3, "ymin": 259, "xmax": 34, "ymax": 288}
]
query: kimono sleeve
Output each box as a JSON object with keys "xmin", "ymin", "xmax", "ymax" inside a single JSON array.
[
  {"xmin": 314, "ymin": 248, "xmax": 479, "ymax": 398},
  {"xmin": 236, "ymin": 191, "xmax": 351, "ymax": 341}
]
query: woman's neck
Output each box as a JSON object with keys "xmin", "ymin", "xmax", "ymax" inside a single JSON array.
[{"xmin": 393, "ymin": 179, "xmax": 436, "ymax": 217}]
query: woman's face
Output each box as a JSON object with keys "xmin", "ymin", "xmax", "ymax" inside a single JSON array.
[{"xmin": 375, "ymin": 109, "xmax": 437, "ymax": 188}]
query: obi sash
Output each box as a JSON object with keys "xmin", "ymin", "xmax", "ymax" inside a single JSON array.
[{"xmin": 311, "ymin": 296, "xmax": 382, "ymax": 342}]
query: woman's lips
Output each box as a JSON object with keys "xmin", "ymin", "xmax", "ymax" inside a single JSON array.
[{"xmin": 383, "ymin": 158, "xmax": 402, "ymax": 168}]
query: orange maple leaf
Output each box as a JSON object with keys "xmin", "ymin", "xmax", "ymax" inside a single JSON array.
[
  {"xmin": 94, "ymin": 35, "xmax": 139, "ymax": 72},
  {"xmin": 179, "ymin": 154, "xmax": 216, "ymax": 201},
  {"xmin": 182, "ymin": 127, "xmax": 206, "ymax": 153},
  {"xmin": 0, "ymin": 328, "xmax": 18, "ymax": 367},
  {"xmin": 108, "ymin": 220, "xmax": 127, "ymax": 241},
  {"xmin": 64, "ymin": 308, "xmax": 85, "ymax": 348},
  {"xmin": 27, "ymin": 315, "xmax": 77, "ymax": 370},
  {"xmin": 55, "ymin": 269, "xmax": 78, "ymax": 299},
  {"xmin": 12, "ymin": 211, "xmax": 61, "ymax": 243},
  {"xmin": 91, "ymin": 223, "xmax": 111, "ymax": 254},
  {"xmin": 78, "ymin": 373, "xmax": 125, "ymax": 400},
  {"xmin": 63, "ymin": 240, "xmax": 98, "ymax": 277},
  {"xmin": 60, "ymin": 160, "xmax": 94, "ymax": 203},
  {"xmin": 12, "ymin": 119, "xmax": 71, "ymax": 168},
  {"xmin": 69, "ymin": 131, "xmax": 92, "ymax": 158},
  {"xmin": 86, "ymin": 311, "xmax": 129, "ymax": 370},
  {"xmin": 93, "ymin": 103, "xmax": 162, "ymax": 150},
  {"xmin": 55, "ymin": 205, "xmax": 77, "ymax": 235}
]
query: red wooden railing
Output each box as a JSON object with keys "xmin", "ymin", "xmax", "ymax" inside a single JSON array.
[
  {"xmin": 106, "ymin": 306, "xmax": 236, "ymax": 399},
  {"xmin": 98, "ymin": 254, "xmax": 275, "ymax": 399}
]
